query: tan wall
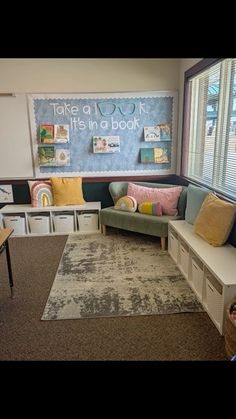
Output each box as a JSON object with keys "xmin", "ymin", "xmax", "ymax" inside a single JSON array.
[
  {"xmin": 0, "ymin": 59, "xmax": 182, "ymax": 177},
  {"xmin": 0, "ymin": 59, "xmax": 180, "ymax": 93},
  {"xmin": 176, "ymin": 58, "xmax": 202, "ymax": 174}
]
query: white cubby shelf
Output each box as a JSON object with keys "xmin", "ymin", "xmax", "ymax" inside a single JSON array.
[{"xmin": 0, "ymin": 202, "xmax": 101, "ymax": 236}]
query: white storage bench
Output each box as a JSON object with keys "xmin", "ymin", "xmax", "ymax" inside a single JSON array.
[{"xmin": 168, "ymin": 220, "xmax": 236, "ymax": 335}]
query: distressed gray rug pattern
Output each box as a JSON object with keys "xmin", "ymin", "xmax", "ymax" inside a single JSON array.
[{"xmin": 41, "ymin": 230, "xmax": 204, "ymax": 320}]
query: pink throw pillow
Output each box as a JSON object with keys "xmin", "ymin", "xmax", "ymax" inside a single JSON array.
[{"xmin": 127, "ymin": 183, "xmax": 182, "ymax": 216}]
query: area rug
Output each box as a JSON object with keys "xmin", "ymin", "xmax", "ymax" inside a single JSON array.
[{"xmin": 41, "ymin": 230, "xmax": 204, "ymax": 320}]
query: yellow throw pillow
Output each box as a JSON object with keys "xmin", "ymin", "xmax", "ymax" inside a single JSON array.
[
  {"xmin": 50, "ymin": 177, "xmax": 86, "ymax": 206},
  {"xmin": 194, "ymin": 193, "xmax": 236, "ymax": 246}
]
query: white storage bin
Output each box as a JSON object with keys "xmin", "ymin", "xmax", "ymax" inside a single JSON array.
[
  {"xmin": 205, "ymin": 269, "xmax": 223, "ymax": 326},
  {"xmin": 169, "ymin": 229, "xmax": 178, "ymax": 262},
  {"xmin": 77, "ymin": 212, "xmax": 98, "ymax": 232},
  {"xmin": 192, "ymin": 257, "xmax": 204, "ymax": 299},
  {"xmin": 179, "ymin": 240, "xmax": 189, "ymax": 278},
  {"xmin": 4, "ymin": 215, "xmax": 26, "ymax": 235},
  {"xmin": 53, "ymin": 213, "xmax": 74, "ymax": 233},
  {"xmin": 28, "ymin": 214, "xmax": 50, "ymax": 234}
]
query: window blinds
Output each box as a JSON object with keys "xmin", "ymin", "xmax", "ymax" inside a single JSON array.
[{"xmin": 183, "ymin": 58, "xmax": 236, "ymax": 201}]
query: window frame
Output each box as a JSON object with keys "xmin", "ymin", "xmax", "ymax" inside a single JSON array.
[{"xmin": 180, "ymin": 58, "xmax": 236, "ymax": 202}]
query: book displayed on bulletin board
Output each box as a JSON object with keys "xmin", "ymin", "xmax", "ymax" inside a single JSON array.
[
  {"xmin": 38, "ymin": 146, "xmax": 70, "ymax": 166},
  {"xmin": 38, "ymin": 146, "xmax": 56, "ymax": 166},
  {"xmin": 54, "ymin": 124, "xmax": 69, "ymax": 143},
  {"xmin": 144, "ymin": 124, "xmax": 171, "ymax": 142},
  {"xmin": 55, "ymin": 149, "xmax": 70, "ymax": 165},
  {"xmin": 39, "ymin": 124, "xmax": 54, "ymax": 144},
  {"xmin": 28, "ymin": 91, "xmax": 178, "ymax": 178},
  {"xmin": 140, "ymin": 147, "xmax": 169, "ymax": 164},
  {"xmin": 144, "ymin": 126, "xmax": 160, "ymax": 141},
  {"xmin": 92, "ymin": 136, "xmax": 120, "ymax": 153}
]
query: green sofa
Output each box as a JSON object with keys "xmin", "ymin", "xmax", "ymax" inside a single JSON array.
[{"xmin": 100, "ymin": 182, "xmax": 187, "ymax": 250}]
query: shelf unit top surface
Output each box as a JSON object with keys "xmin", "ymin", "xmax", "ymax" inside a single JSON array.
[{"xmin": 0, "ymin": 202, "xmax": 101, "ymax": 212}]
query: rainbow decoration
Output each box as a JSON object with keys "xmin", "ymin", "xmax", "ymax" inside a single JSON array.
[
  {"xmin": 114, "ymin": 195, "xmax": 137, "ymax": 212},
  {"xmin": 29, "ymin": 181, "xmax": 53, "ymax": 207}
]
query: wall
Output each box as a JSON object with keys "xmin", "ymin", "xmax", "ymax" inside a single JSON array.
[
  {"xmin": 0, "ymin": 58, "xmax": 180, "ymax": 180},
  {"xmin": 0, "ymin": 59, "xmax": 180, "ymax": 93},
  {"xmin": 0, "ymin": 58, "xmax": 182, "ymax": 206},
  {"xmin": 176, "ymin": 58, "xmax": 202, "ymax": 174}
]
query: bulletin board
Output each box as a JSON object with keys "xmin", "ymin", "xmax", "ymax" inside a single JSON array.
[{"xmin": 28, "ymin": 91, "xmax": 178, "ymax": 178}]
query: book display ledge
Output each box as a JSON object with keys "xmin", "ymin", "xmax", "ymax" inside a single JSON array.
[{"xmin": 0, "ymin": 202, "xmax": 101, "ymax": 236}]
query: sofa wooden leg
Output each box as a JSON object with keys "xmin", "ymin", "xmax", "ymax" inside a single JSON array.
[
  {"xmin": 161, "ymin": 237, "xmax": 166, "ymax": 250},
  {"xmin": 102, "ymin": 224, "xmax": 106, "ymax": 235}
]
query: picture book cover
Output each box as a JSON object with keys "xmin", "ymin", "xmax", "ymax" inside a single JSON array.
[
  {"xmin": 154, "ymin": 147, "xmax": 169, "ymax": 163},
  {"xmin": 92, "ymin": 136, "xmax": 120, "ymax": 153},
  {"xmin": 144, "ymin": 126, "xmax": 160, "ymax": 141},
  {"xmin": 159, "ymin": 124, "xmax": 171, "ymax": 141},
  {"xmin": 54, "ymin": 124, "xmax": 70, "ymax": 143},
  {"xmin": 55, "ymin": 149, "xmax": 70, "ymax": 166},
  {"xmin": 38, "ymin": 146, "xmax": 56, "ymax": 166},
  {"xmin": 39, "ymin": 124, "xmax": 54, "ymax": 143},
  {"xmin": 140, "ymin": 147, "xmax": 169, "ymax": 163}
]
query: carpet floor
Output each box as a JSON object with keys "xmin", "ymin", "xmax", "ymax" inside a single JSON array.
[{"xmin": 0, "ymin": 228, "xmax": 228, "ymax": 360}]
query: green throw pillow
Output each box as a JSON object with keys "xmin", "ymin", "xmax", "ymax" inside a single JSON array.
[{"xmin": 185, "ymin": 184, "xmax": 210, "ymax": 224}]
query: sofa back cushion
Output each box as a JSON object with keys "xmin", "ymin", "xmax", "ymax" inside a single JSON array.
[
  {"xmin": 108, "ymin": 181, "xmax": 187, "ymax": 218},
  {"xmin": 109, "ymin": 182, "xmax": 128, "ymax": 204}
]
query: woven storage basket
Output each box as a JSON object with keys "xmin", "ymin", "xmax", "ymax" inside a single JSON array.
[{"xmin": 224, "ymin": 300, "xmax": 236, "ymax": 359}]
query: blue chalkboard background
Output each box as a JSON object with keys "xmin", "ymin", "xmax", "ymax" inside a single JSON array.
[{"xmin": 30, "ymin": 92, "xmax": 177, "ymax": 177}]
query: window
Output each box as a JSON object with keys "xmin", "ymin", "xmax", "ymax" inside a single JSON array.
[{"xmin": 182, "ymin": 58, "xmax": 236, "ymax": 201}]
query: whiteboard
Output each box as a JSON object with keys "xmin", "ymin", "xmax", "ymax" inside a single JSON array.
[
  {"xmin": 28, "ymin": 91, "xmax": 178, "ymax": 178},
  {"xmin": 0, "ymin": 94, "xmax": 34, "ymax": 179}
]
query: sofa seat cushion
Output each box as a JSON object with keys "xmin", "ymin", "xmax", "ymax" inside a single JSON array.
[{"xmin": 100, "ymin": 206, "xmax": 181, "ymax": 237}]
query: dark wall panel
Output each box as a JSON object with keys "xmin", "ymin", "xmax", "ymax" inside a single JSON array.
[{"xmin": 1, "ymin": 175, "xmax": 235, "ymax": 247}]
